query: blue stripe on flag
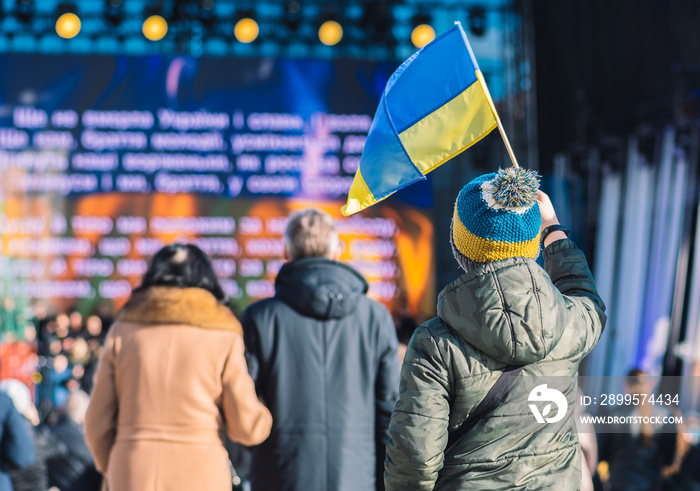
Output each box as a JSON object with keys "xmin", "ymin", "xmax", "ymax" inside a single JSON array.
[
  {"xmin": 359, "ymin": 95, "xmax": 424, "ymax": 199},
  {"xmin": 386, "ymin": 27, "xmax": 479, "ymax": 133}
]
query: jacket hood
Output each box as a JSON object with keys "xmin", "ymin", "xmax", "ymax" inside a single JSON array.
[
  {"xmin": 437, "ymin": 256, "xmax": 566, "ymax": 365},
  {"xmin": 275, "ymin": 258, "xmax": 368, "ymax": 320},
  {"xmin": 117, "ymin": 286, "xmax": 241, "ymax": 333}
]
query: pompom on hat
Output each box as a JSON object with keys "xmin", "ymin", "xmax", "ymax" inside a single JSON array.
[{"xmin": 450, "ymin": 167, "xmax": 541, "ymax": 272}]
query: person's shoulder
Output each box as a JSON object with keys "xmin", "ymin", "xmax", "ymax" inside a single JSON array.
[
  {"xmin": 401, "ymin": 318, "xmax": 464, "ymax": 372},
  {"xmin": 409, "ymin": 317, "xmax": 460, "ymax": 349},
  {"xmin": 419, "ymin": 316, "xmax": 454, "ymax": 338},
  {"xmin": 243, "ymin": 296, "xmax": 282, "ymax": 314},
  {"xmin": 100, "ymin": 320, "xmax": 142, "ymax": 345},
  {"xmin": 241, "ymin": 296, "xmax": 289, "ymax": 325}
]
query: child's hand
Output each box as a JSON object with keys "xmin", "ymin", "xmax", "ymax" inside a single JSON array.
[
  {"xmin": 537, "ymin": 190, "xmax": 567, "ymax": 247},
  {"xmin": 537, "ymin": 190, "xmax": 559, "ymax": 230}
]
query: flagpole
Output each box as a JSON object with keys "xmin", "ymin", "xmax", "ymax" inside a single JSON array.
[
  {"xmin": 475, "ymin": 69, "xmax": 520, "ymax": 168},
  {"xmin": 495, "ymin": 118, "xmax": 520, "ymax": 168}
]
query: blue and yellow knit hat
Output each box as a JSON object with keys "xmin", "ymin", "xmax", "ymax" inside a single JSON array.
[{"xmin": 450, "ymin": 167, "xmax": 541, "ymax": 272}]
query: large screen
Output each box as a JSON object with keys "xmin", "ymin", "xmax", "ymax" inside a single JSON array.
[{"xmin": 0, "ymin": 55, "xmax": 435, "ymax": 319}]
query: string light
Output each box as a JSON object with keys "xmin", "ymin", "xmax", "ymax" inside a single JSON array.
[
  {"xmin": 142, "ymin": 14, "xmax": 168, "ymax": 41},
  {"xmin": 318, "ymin": 20, "xmax": 342, "ymax": 46},
  {"xmin": 56, "ymin": 11, "xmax": 81, "ymax": 39},
  {"xmin": 411, "ymin": 23, "xmax": 434, "ymax": 48},
  {"xmin": 234, "ymin": 16, "xmax": 259, "ymax": 43}
]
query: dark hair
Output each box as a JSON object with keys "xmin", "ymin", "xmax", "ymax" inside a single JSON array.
[
  {"xmin": 137, "ymin": 243, "xmax": 226, "ymax": 302},
  {"xmin": 626, "ymin": 368, "xmax": 647, "ymax": 386},
  {"xmin": 396, "ymin": 315, "xmax": 418, "ymax": 345}
]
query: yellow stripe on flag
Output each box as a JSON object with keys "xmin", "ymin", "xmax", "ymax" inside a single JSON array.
[
  {"xmin": 398, "ymin": 72, "xmax": 497, "ymax": 176},
  {"xmin": 452, "ymin": 207, "xmax": 541, "ymax": 262},
  {"xmin": 341, "ymin": 168, "xmax": 382, "ymax": 216}
]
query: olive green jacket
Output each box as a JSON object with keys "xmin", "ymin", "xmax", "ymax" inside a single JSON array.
[{"xmin": 385, "ymin": 239, "xmax": 606, "ymax": 491}]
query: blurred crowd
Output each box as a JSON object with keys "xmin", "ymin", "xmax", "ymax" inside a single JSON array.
[
  {"xmin": 31, "ymin": 305, "xmax": 111, "ymax": 418},
  {"xmin": 0, "ymin": 238, "xmax": 698, "ymax": 490},
  {"xmin": 1, "ymin": 309, "xmax": 700, "ymax": 490},
  {"xmin": 0, "ymin": 300, "xmax": 111, "ymax": 491},
  {"xmin": 1, "ymin": 311, "xmax": 699, "ymax": 491},
  {"xmin": 0, "ymin": 298, "xmax": 112, "ymax": 414}
]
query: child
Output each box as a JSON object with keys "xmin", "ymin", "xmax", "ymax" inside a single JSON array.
[{"xmin": 385, "ymin": 168, "xmax": 606, "ymax": 491}]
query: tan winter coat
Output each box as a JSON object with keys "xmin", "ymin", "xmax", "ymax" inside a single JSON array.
[{"xmin": 85, "ymin": 286, "xmax": 272, "ymax": 491}]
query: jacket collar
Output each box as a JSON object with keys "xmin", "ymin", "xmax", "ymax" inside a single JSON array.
[{"xmin": 117, "ymin": 286, "xmax": 241, "ymax": 334}]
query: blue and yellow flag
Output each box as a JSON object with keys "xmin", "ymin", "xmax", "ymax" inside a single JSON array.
[{"xmin": 342, "ymin": 22, "xmax": 500, "ymax": 216}]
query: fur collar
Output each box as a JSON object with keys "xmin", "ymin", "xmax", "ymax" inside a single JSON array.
[{"xmin": 117, "ymin": 286, "xmax": 241, "ymax": 334}]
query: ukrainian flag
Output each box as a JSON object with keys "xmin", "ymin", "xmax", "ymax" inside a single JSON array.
[{"xmin": 342, "ymin": 22, "xmax": 499, "ymax": 216}]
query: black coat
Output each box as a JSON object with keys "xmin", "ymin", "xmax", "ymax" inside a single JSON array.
[
  {"xmin": 0, "ymin": 393, "xmax": 35, "ymax": 491},
  {"xmin": 242, "ymin": 258, "xmax": 400, "ymax": 491},
  {"xmin": 597, "ymin": 404, "xmax": 678, "ymax": 491},
  {"xmin": 48, "ymin": 416, "xmax": 101, "ymax": 491},
  {"xmin": 10, "ymin": 421, "xmax": 66, "ymax": 491}
]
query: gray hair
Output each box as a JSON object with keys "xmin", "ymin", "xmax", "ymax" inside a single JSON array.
[{"xmin": 284, "ymin": 208, "xmax": 339, "ymax": 261}]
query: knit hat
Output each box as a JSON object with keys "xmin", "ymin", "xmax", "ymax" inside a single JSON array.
[{"xmin": 451, "ymin": 167, "xmax": 541, "ymax": 272}]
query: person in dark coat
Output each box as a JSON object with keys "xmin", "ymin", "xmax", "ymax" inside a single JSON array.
[
  {"xmin": 669, "ymin": 421, "xmax": 700, "ymax": 491},
  {"xmin": 48, "ymin": 390, "xmax": 102, "ymax": 491},
  {"xmin": 242, "ymin": 208, "xmax": 400, "ymax": 491},
  {"xmin": 597, "ymin": 368, "xmax": 678, "ymax": 491},
  {"xmin": 0, "ymin": 391, "xmax": 35, "ymax": 491},
  {"xmin": 0, "ymin": 379, "xmax": 66, "ymax": 491}
]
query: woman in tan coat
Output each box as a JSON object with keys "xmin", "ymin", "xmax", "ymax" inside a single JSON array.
[{"xmin": 85, "ymin": 244, "xmax": 272, "ymax": 491}]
